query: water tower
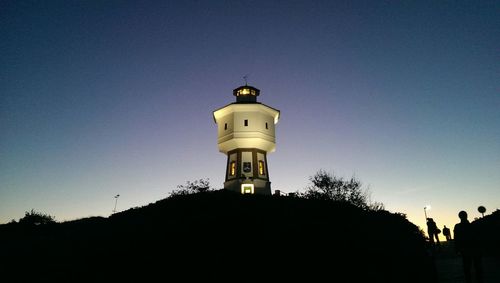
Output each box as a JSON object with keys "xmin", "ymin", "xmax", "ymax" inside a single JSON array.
[{"xmin": 213, "ymin": 85, "xmax": 280, "ymax": 195}]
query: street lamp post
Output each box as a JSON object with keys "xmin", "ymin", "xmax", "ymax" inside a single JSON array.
[
  {"xmin": 112, "ymin": 194, "xmax": 120, "ymax": 214},
  {"xmin": 424, "ymin": 205, "xmax": 431, "ymax": 222}
]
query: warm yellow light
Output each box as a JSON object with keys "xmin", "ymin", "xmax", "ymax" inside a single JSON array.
[
  {"xmin": 241, "ymin": 184, "xmax": 254, "ymax": 194},
  {"xmin": 258, "ymin": 160, "xmax": 265, "ymax": 175},
  {"xmin": 230, "ymin": 161, "xmax": 236, "ymax": 176},
  {"xmin": 239, "ymin": 88, "xmax": 250, "ymax": 95}
]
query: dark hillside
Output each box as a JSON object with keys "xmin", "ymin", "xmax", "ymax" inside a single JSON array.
[
  {"xmin": 1, "ymin": 190, "xmax": 436, "ymax": 282},
  {"xmin": 474, "ymin": 209, "xmax": 500, "ymax": 256}
]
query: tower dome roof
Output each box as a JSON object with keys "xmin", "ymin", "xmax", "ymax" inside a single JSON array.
[{"xmin": 233, "ymin": 85, "xmax": 260, "ymax": 103}]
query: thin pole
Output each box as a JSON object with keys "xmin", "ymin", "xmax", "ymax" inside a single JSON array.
[
  {"xmin": 113, "ymin": 194, "xmax": 120, "ymax": 213},
  {"xmin": 424, "ymin": 207, "xmax": 428, "ymax": 221}
]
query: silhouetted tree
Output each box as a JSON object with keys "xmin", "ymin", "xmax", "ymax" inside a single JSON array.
[
  {"xmin": 170, "ymin": 178, "xmax": 212, "ymax": 196},
  {"xmin": 18, "ymin": 209, "xmax": 55, "ymax": 225},
  {"xmin": 478, "ymin": 205, "xmax": 486, "ymax": 217},
  {"xmin": 302, "ymin": 170, "xmax": 369, "ymax": 209}
]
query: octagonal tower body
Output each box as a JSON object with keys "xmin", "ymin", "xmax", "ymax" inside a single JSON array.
[{"xmin": 213, "ymin": 85, "xmax": 280, "ymax": 195}]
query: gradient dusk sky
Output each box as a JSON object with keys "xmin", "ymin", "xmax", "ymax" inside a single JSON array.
[{"xmin": 1, "ymin": 1, "xmax": 499, "ymax": 232}]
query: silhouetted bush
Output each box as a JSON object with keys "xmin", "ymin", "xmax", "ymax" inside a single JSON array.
[
  {"xmin": 169, "ymin": 178, "xmax": 212, "ymax": 197},
  {"xmin": 18, "ymin": 209, "xmax": 55, "ymax": 226},
  {"xmin": 301, "ymin": 170, "xmax": 369, "ymax": 208}
]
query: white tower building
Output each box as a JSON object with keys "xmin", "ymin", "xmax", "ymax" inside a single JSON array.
[{"xmin": 213, "ymin": 85, "xmax": 280, "ymax": 195}]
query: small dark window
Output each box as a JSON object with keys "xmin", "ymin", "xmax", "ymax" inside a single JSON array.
[
  {"xmin": 224, "ymin": 123, "xmax": 227, "ymax": 130},
  {"xmin": 265, "ymin": 122, "xmax": 268, "ymax": 129},
  {"xmin": 244, "ymin": 120, "xmax": 248, "ymax": 126},
  {"xmin": 243, "ymin": 162, "xmax": 252, "ymax": 173}
]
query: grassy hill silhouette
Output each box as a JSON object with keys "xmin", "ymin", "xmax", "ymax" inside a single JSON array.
[{"xmin": 1, "ymin": 190, "xmax": 439, "ymax": 282}]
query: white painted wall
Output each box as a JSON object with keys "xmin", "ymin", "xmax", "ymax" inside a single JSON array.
[{"xmin": 214, "ymin": 103, "xmax": 280, "ymax": 153}]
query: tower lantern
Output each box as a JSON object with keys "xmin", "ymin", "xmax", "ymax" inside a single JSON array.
[{"xmin": 213, "ymin": 85, "xmax": 280, "ymax": 195}]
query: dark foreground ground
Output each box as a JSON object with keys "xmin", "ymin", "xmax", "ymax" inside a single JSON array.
[
  {"xmin": 1, "ymin": 191, "xmax": 498, "ymax": 282},
  {"xmin": 434, "ymin": 240, "xmax": 500, "ymax": 283}
]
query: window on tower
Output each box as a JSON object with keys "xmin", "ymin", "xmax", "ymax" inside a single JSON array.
[
  {"xmin": 259, "ymin": 160, "xmax": 265, "ymax": 175},
  {"xmin": 244, "ymin": 119, "xmax": 248, "ymax": 126},
  {"xmin": 224, "ymin": 123, "xmax": 227, "ymax": 130},
  {"xmin": 230, "ymin": 161, "xmax": 236, "ymax": 176},
  {"xmin": 265, "ymin": 122, "xmax": 268, "ymax": 129}
]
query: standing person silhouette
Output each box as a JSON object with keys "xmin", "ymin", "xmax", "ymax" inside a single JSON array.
[
  {"xmin": 442, "ymin": 225, "xmax": 452, "ymax": 241},
  {"xmin": 426, "ymin": 218, "xmax": 440, "ymax": 245},
  {"xmin": 454, "ymin": 211, "xmax": 483, "ymax": 283}
]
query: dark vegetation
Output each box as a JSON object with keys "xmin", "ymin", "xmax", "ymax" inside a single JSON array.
[
  {"xmin": 170, "ymin": 178, "xmax": 212, "ymax": 196},
  {"xmin": 17, "ymin": 209, "xmax": 56, "ymax": 226},
  {"xmin": 1, "ymin": 189, "xmax": 439, "ymax": 283},
  {"xmin": 300, "ymin": 170, "xmax": 384, "ymax": 210},
  {"xmin": 474, "ymin": 209, "xmax": 500, "ymax": 256},
  {"xmin": 2, "ymin": 172, "xmax": 498, "ymax": 282}
]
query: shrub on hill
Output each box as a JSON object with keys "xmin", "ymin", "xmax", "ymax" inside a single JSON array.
[{"xmin": 18, "ymin": 209, "xmax": 56, "ymax": 226}]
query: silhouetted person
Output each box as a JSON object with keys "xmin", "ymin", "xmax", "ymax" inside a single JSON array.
[
  {"xmin": 426, "ymin": 218, "xmax": 440, "ymax": 245},
  {"xmin": 454, "ymin": 211, "xmax": 483, "ymax": 283},
  {"xmin": 442, "ymin": 225, "xmax": 451, "ymax": 241}
]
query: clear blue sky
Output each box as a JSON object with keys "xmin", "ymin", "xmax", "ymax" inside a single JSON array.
[{"xmin": 1, "ymin": 0, "xmax": 499, "ymax": 231}]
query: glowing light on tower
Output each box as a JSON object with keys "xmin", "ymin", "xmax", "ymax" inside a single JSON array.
[{"xmin": 213, "ymin": 85, "xmax": 280, "ymax": 195}]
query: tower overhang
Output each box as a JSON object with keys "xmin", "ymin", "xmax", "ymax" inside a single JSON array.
[{"xmin": 213, "ymin": 103, "xmax": 280, "ymax": 125}]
